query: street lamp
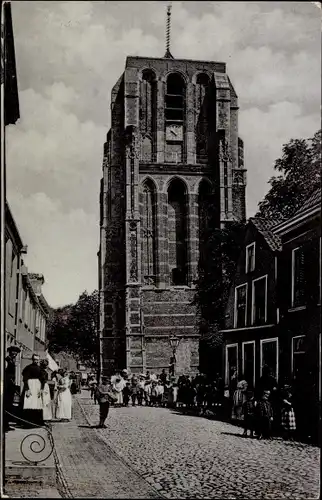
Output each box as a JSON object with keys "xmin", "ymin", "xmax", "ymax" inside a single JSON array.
[{"xmin": 169, "ymin": 334, "xmax": 181, "ymax": 376}]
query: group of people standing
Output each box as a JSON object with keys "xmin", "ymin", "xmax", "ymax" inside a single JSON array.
[
  {"xmin": 89, "ymin": 370, "xmax": 180, "ymax": 408},
  {"xmin": 4, "ymin": 348, "xmax": 73, "ymax": 431},
  {"xmin": 229, "ymin": 365, "xmax": 297, "ymax": 441},
  {"xmin": 87, "ymin": 365, "xmax": 298, "ymax": 442}
]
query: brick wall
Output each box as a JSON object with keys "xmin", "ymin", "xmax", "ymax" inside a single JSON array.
[{"xmin": 101, "ymin": 55, "xmax": 246, "ymax": 376}]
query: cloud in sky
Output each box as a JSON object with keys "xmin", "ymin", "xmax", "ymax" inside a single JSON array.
[{"xmin": 6, "ymin": 1, "xmax": 321, "ymax": 307}]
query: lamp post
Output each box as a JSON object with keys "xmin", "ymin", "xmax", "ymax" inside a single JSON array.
[{"xmin": 169, "ymin": 334, "xmax": 180, "ymax": 376}]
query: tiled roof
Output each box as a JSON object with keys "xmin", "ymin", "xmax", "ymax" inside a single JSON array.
[
  {"xmin": 273, "ymin": 187, "xmax": 321, "ymax": 234},
  {"xmin": 250, "ymin": 217, "xmax": 282, "ymax": 252},
  {"xmin": 293, "ymin": 187, "xmax": 321, "ymax": 217}
]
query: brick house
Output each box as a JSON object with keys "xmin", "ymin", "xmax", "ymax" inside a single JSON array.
[
  {"xmin": 5, "ymin": 203, "xmax": 50, "ymax": 387},
  {"xmin": 274, "ymin": 188, "xmax": 321, "ymax": 440},
  {"xmin": 221, "ymin": 218, "xmax": 282, "ymax": 389},
  {"xmin": 221, "ymin": 188, "xmax": 321, "ymax": 441}
]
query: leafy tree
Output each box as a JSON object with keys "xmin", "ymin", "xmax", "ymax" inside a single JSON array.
[
  {"xmin": 194, "ymin": 207, "xmax": 246, "ymax": 376},
  {"xmin": 257, "ymin": 129, "xmax": 321, "ymax": 220},
  {"xmin": 47, "ymin": 290, "xmax": 99, "ymax": 368}
]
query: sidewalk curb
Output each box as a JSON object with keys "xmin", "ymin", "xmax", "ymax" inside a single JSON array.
[
  {"xmin": 77, "ymin": 396, "xmax": 166, "ymax": 499},
  {"xmin": 5, "ymin": 464, "xmax": 57, "ymax": 486}
]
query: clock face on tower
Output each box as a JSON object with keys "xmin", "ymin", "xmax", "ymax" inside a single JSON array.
[{"xmin": 166, "ymin": 124, "xmax": 183, "ymax": 142}]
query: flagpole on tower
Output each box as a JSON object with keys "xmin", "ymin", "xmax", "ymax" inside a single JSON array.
[{"xmin": 164, "ymin": 2, "xmax": 174, "ymax": 59}]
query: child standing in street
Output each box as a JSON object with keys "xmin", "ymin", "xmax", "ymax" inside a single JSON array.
[
  {"xmin": 96, "ymin": 377, "xmax": 115, "ymax": 428},
  {"xmin": 123, "ymin": 382, "xmax": 132, "ymax": 407},
  {"xmin": 242, "ymin": 389, "xmax": 256, "ymax": 437},
  {"xmin": 256, "ymin": 390, "xmax": 274, "ymax": 440},
  {"xmin": 281, "ymin": 388, "xmax": 296, "ymax": 441}
]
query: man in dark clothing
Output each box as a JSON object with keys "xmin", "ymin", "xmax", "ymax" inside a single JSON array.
[
  {"xmin": 96, "ymin": 377, "xmax": 116, "ymax": 428},
  {"xmin": 4, "ymin": 346, "xmax": 21, "ymax": 432},
  {"xmin": 160, "ymin": 369, "xmax": 168, "ymax": 384},
  {"xmin": 256, "ymin": 390, "xmax": 274, "ymax": 439},
  {"xmin": 21, "ymin": 354, "xmax": 46, "ymax": 428},
  {"xmin": 169, "ymin": 356, "xmax": 176, "ymax": 377}
]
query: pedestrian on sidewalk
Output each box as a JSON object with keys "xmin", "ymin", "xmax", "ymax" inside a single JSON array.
[
  {"xmin": 281, "ymin": 387, "xmax": 296, "ymax": 441},
  {"xmin": 130, "ymin": 376, "xmax": 139, "ymax": 406},
  {"xmin": 56, "ymin": 370, "xmax": 72, "ymax": 421},
  {"xmin": 89, "ymin": 376, "xmax": 98, "ymax": 400},
  {"xmin": 21, "ymin": 353, "xmax": 46, "ymax": 428},
  {"xmin": 242, "ymin": 389, "xmax": 256, "ymax": 437},
  {"xmin": 137, "ymin": 375, "xmax": 145, "ymax": 405},
  {"xmin": 50, "ymin": 371, "xmax": 59, "ymax": 418},
  {"xmin": 4, "ymin": 346, "xmax": 21, "ymax": 432},
  {"xmin": 123, "ymin": 382, "xmax": 132, "ymax": 407},
  {"xmin": 232, "ymin": 379, "xmax": 248, "ymax": 421},
  {"xmin": 96, "ymin": 377, "xmax": 117, "ymax": 428},
  {"xmin": 111, "ymin": 373, "xmax": 126, "ymax": 406},
  {"xmin": 256, "ymin": 390, "xmax": 274, "ymax": 440},
  {"xmin": 144, "ymin": 377, "xmax": 152, "ymax": 406},
  {"xmin": 40, "ymin": 359, "xmax": 52, "ymax": 421}
]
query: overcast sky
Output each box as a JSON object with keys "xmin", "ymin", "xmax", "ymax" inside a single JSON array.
[{"xmin": 6, "ymin": 1, "xmax": 321, "ymax": 308}]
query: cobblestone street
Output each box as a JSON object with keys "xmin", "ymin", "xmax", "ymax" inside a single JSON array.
[{"xmin": 77, "ymin": 392, "xmax": 320, "ymax": 499}]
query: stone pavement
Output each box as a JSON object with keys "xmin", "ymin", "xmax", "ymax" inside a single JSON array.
[
  {"xmin": 79, "ymin": 392, "xmax": 320, "ymax": 500},
  {"xmin": 50, "ymin": 397, "xmax": 162, "ymax": 498}
]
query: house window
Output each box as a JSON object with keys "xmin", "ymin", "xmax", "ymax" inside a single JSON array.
[
  {"xmin": 260, "ymin": 338, "xmax": 278, "ymax": 381},
  {"xmin": 235, "ymin": 284, "xmax": 247, "ymax": 328},
  {"xmin": 292, "ymin": 247, "xmax": 305, "ymax": 308},
  {"xmin": 252, "ymin": 275, "xmax": 267, "ymax": 325},
  {"xmin": 225, "ymin": 343, "xmax": 238, "ymax": 385},
  {"xmin": 246, "ymin": 242, "xmax": 255, "ymax": 273},
  {"xmin": 292, "ymin": 335, "xmax": 305, "ymax": 379},
  {"xmin": 242, "ymin": 341, "xmax": 255, "ymax": 388}
]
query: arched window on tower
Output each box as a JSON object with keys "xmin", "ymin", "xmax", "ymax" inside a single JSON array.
[
  {"xmin": 140, "ymin": 70, "xmax": 157, "ymax": 162},
  {"xmin": 141, "ymin": 179, "xmax": 157, "ymax": 285},
  {"xmin": 198, "ymin": 179, "xmax": 213, "ymax": 269},
  {"xmin": 168, "ymin": 179, "xmax": 188, "ymax": 285},
  {"xmin": 196, "ymin": 74, "xmax": 209, "ymax": 164},
  {"xmin": 165, "ymin": 73, "xmax": 185, "ymax": 164}
]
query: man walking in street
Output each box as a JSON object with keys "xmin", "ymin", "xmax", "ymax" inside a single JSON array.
[
  {"xmin": 4, "ymin": 346, "xmax": 21, "ymax": 432},
  {"xmin": 96, "ymin": 376, "xmax": 116, "ymax": 428}
]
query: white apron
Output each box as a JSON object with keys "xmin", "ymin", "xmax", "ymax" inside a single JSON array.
[
  {"xmin": 113, "ymin": 379, "xmax": 126, "ymax": 404},
  {"xmin": 56, "ymin": 377, "xmax": 72, "ymax": 420},
  {"xmin": 23, "ymin": 379, "xmax": 43, "ymax": 410},
  {"xmin": 42, "ymin": 382, "xmax": 52, "ymax": 420}
]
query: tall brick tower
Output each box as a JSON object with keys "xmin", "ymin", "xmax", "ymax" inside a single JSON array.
[{"xmin": 98, "ymin": 12, "xmax": 246, "ymax": 376}]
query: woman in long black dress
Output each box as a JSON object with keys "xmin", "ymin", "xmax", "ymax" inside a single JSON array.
[{"xmin": 21, "ymin": 354, "xmax": 46, "ymax": 428}]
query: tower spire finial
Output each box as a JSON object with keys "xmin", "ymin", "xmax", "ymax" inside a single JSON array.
[{"xmin": 164, "ymin": 2, "xmax": 174, "ymax": 59}]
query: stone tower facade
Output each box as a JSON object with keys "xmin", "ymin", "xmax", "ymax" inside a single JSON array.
[{"xmin": 98, "ymin": 55, "xmax": 246, "ymax": 376}]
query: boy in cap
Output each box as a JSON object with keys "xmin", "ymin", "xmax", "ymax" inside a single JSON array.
[{"xmin": 96, "ymin": 376, "xmax": 116, "ymax": 428}]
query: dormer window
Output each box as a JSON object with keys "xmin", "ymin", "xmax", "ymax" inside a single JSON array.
[{"xmin": 246, "ymin": 242, "xmax": 255, "ymax": 274}]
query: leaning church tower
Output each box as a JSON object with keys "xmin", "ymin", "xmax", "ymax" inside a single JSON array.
[{"xmin": 98, "ymin": 7, "xmax": 246, "ymax": 376}]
